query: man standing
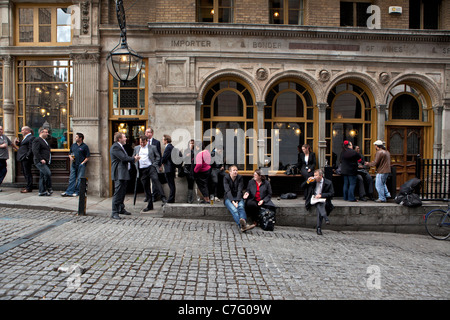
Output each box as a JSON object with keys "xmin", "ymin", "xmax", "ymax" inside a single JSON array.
[
  {"xmin": 32, "ymin": 128, "xmax": 53, "ymax": 196},
  {"xmin": 110, "ymin": 132, "xmax": 140, "ymax": 220},
  {"xmin": 133, "ymin": 135, "xmax": 167, "ymax": 212},
  {"xmin": 61, "ymin": 133, "xmax": 90, "ymax": 197},
  {"xmin": 365, "ymin": 140, "xmax": 391, "ymax": 203},
  {"xmin": 0, "ymin": 126, "xmax": 16, "ymax": 192},
  {"xmin": 16, "ymin": 126, "xmax": 35, "ymax": 193},
  {"xmin": 145, "ymin": 127, "xmax": 162, "ymax": 201},
  {"xmin": 301, "ymin": 169, "xmax": 334, "ymax": 235},
  {"xmin": 162, "ymin": 134, "xmax": 177, "ymax": 203}
]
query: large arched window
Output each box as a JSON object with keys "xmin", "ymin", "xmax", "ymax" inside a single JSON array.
[
  {"xmin": 387, "ymin": 83, "xmax": 427, "ymax": 122},
  {"xmin": 202, "ymin": 78, "xmax": 256, "ymax": 172},
  {"xmin": 264, "ymin": 79, "xmax": 315, "ymax": 172},
  {"xmin": 326, "ymin": 82, "xmax": 374, "ymax": 167}
]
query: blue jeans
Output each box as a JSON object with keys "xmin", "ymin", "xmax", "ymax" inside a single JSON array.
[
  {"xmin": 64, "ymin": 163, "xmax": 86, "ymax": 195},
  {"xmin": 375, "ymin": 173, "xmax": 391, "ymax": 202},
  {"xmin": 224, "ymin": 199, "xmax": 247, "ymax": 227},
  {"xmin": 343, "ymin": 175, "xmax": 357, "ymax": 201},
  {"xmin": 35, "ymin": 162, "xmax": 52, "ymax": 194}
]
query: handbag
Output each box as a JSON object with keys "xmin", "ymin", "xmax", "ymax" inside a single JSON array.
[{"xmin": 259, "ymin": 207, "xmax": 276, "ymax": 231}]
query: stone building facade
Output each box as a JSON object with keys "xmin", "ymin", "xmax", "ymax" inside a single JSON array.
[{"xmin": 0, "ymin": 0, "xmax": 449, "ymax": 197}]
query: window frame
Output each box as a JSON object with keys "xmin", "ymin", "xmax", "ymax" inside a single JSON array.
[
  {"xmin": 15, "ymin": 4, "xmax": 73, "ymax": 46},
  {"xmin": 0, "ymin": 61, "xmax": 3, "ymax": 126},
  {"xmin": 264, "ymin": 79, "xmax": 316, "ymax": 173},
  {"xmin": 269, "ymin": 0, "xmax": 304, "ymax": 25},
  {"xmin": 16, "ymin": 57, "xmax": 73, "ymax": 151},
  {"xmin": 197, "ymin": 0, "xmax": 234, "ymax": 23},
  {"xmin": 109, "ymin": 59, "xmax": 148, "ymax": 119}
]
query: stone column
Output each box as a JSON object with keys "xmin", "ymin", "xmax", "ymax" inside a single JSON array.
[
  {"xmin": 432, "ymin": 105, "xmax": 443, "ymax": 159},
  {"xmin": 442, "ymin": 100, "xmax": 450, "ymax": 160},
  {"xmin": 376, "ymin": 104, "xmax": 387, "ymax": 142},
  {"xmin": 2, "ymin": 55, "xmax": 16, "ymax": 183},
  {"xmin": 256, "ymin": 101, "xmax": 265, "ymax": 170},
  {"xmin": 71, "ymin": 52, "xmax": 101, "ymax": 196},
  {"xmin": 195, "ymin": 100, "xmax": 202, "ymax": 142},
  {"xmin": 317, "ymin": 103, "xmax": 328, "ymax": 169}
]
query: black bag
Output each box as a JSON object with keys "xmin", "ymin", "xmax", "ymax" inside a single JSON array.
[
  {"xmin": 280, "ymin": 193, "xmax": 297, "ymax": 199},
  {"xmin": 402, "ymin": 193, "xmax": 422, "ymax": 207},
  {"xmin": 259, "ymin": 208, "xmax": 276, "ymax": 231},
  {"xmin": 395, "ymin": 178, "xmax": 422, "ymax": 207}
]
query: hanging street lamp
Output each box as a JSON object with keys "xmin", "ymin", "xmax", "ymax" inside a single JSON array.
[{"xmin": 106, "ymin": 0, "xmax": 143, "ymax": 83}]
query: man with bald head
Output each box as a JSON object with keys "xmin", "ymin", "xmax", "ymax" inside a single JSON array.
[{"xmin": 16, "ymin": 126, "xmax": 35, "ymax": 193}]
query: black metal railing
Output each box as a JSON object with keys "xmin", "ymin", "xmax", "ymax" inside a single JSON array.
[{"xmin": 416, "ymin": 155, "xmax": 450, "ymax": 200}]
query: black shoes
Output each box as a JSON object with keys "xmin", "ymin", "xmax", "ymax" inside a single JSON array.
[
  {"xmin": 119, "ymin": 210, "xmax": 131, "ymax": 215},
  {"xmin": 316, "ymin": 227, "xmax": 323, "ymax": 235}
]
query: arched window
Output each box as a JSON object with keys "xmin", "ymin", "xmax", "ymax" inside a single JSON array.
[
  {"xmin": 387, "ymin": 83, "xmax": 426, "ymax": 121},
  {"xmin": 202, "ymin": 78, "xmax": 256, "ymax": 172},
  {"xmin": 264, "ymin": 79, "xmax": 315, "ymax": 172},
  {"xmin": 326, "ymin": 82, "xmax": 373, "ymax": 167}
]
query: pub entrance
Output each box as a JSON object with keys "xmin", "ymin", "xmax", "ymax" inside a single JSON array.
[{"xmin": 387, "ymin": 126, "xmax": 423, "ymax": 190}]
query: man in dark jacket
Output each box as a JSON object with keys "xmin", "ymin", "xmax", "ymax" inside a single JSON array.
[
  {"xmin": 32, "ymin": 128, "xmax": 53, "ymax": 196},
  {"xmin": 161, "ymin": 135, "xmax": 177, "ymax": 203},
  {"xmin": 302, "ymin": 169, "xmax": 334, "ymax": 235},
  {"xmin": 110, "ymin": 132, "xmax": 140, "ymax": 219},
  {"xmin": 16, "ymin": 126, "xmax": 35, "ymax": 193}
]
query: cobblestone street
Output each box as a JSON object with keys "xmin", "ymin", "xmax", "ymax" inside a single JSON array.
[{"xmin": 0, "ymin": 207, "xmax": 448, "ymax": 302}]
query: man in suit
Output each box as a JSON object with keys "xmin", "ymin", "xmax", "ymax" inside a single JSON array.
[
  {"xmin": 16, "ymin": 126, "xmax": 35, "ymax": 193},
  {"xmin": 301, "ymin": 169, "xmax": 334, "ymax": 235},
  {"xmin": 110, "ymin": 132, "xmax": 140, "ymax": 220},
  {"xmin": 133, "ymin": 135, "xmax": 167, "ymax": 212},
  {"xmin": 32, "ymin": 128, "xmax": 53, "ymax": 196},
  {"xmin": 145, "ymin": 127, "xmax": 162, "ymax": 201},
  {"xmin": 161, "ymin": 134, "xmax": 177, "ymax": 203}
]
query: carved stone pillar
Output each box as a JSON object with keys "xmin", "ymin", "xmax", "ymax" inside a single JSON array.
[
  {"xmin": 195, "ymin": 100, "xmax": 202, "ymax": 142},
  {"xmin": 2, "ymin": 55, "xmax": 15, "ymax": 137},
  {"xmin": 432, "ymin": 105, "xmax": 443, "ymax": 159},
  {"xmin": 71, "ymin": 52, "xmax": 101, "ymax": 195},
  {"xmin": 317, "ymin": 103, "xmax": 328, "ymax": 168},
  {"xmin": 2, "ymin": 55, "xmax": 16, "ymax": 183},
  {"xmin": 376, "ymin": 104, "xmax": 387, "ymax": 142}
]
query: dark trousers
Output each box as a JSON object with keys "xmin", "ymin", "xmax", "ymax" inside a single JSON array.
[
  {"xmin": 0, "ymin": 159, "xmax": 7, "ymax": 186},
  {"xmin": 143, "ymin": 166, "xmax": 166, "ymax": 208},
  {"xmin": 112, "ymin": 179, "xmax": 128, "ymax": 216},
  {"xmin": 21, "ymin": 159, "xmax": 34, "ymax": 191},
  {"xmin": 34, "ymin": 162, "xmax": 52, "ymax": 193},
  {"xmin": 139, "ymin": 167, "xmax": 152, "ymax": 201},
  {"xmin": 245, "ymin": 199, "xmax": 264, "ymax": 223},
  {"xmin": 195, "ymin": 169, "xmax": 211, "ymax": 198},
  {"xmin": 315, "ymin": 202, "xmax": 328, "ymax": 228},
  {"xmin": 165, "ymin": 171, "xmax": 176, "ymax": 203}
]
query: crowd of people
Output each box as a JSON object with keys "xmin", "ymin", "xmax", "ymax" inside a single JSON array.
[{"xmin": 0, "ymin": 124, "xmax": 392, "ymax": 234}]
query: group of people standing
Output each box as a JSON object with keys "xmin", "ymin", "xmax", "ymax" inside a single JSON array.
[
  {"xmin": 0, "ymin": 125, "xmax": 90, "ymax": 198},
  {"xmin": 1, "ymin": 124, "xmax": 392, "ymax": 236}
]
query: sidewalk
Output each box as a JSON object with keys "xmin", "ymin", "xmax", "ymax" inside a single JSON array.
[
  {"xmin": 0, "ymin": 186, "xmax": 445, "ymax": 234},
  {"xmin": 0, "ymin": 187, "xmax": 158, "ymax": 218}
]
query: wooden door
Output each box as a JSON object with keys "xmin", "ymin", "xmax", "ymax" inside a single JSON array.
[{"xmin": 387, "ymin": 126, "xmax": 423, "ymax": 190}]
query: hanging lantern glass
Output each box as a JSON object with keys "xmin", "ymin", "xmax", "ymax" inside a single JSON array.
[{"xmin": 106, "ymin": 0, "xmax": 143, "ymax": 83}]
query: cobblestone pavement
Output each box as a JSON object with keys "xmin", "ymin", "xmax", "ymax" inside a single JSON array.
[{"xmin": 0, "ymin": 207, "xmax": 448, "ymax": 301}]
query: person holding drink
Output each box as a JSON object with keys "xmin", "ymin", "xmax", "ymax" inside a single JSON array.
[{"xmin": 301, "ymin": 169, "xmax": 335, "ymax": 235}]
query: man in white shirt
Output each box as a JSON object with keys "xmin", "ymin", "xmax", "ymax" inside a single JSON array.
[{"xmin": 133, "ymin": 135, "xmax": 167, "ymax": 212}]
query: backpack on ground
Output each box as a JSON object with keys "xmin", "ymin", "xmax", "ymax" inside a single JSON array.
[{"xmin": 395, "ymin": 178, "xmax": 422, "ymax": 207}]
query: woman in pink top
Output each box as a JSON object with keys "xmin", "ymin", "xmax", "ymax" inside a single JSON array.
[{"xmin": 194, "ymin": 142, "xmax": 211, "ymax": 203}]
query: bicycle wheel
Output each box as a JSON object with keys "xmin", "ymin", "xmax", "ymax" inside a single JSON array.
[{"xmin": 425, "ymin": 209, "xmax": 450, "ymax": 240}]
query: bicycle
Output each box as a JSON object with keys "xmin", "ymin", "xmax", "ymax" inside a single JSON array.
[{"xmin": 424, "ymin": 199, "xmax": 450, "ymax": 240}]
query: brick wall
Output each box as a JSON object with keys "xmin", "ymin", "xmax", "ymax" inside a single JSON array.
[
  {"xmin": 100, "ymin": 0, "xmax": 449, "ymax": 30},
  {"xmin": 235, "ymin": 0, "xmax": 269, "ymax": 24}
]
